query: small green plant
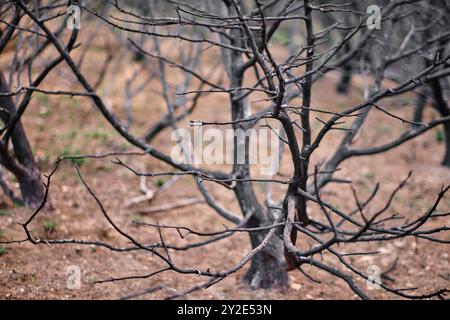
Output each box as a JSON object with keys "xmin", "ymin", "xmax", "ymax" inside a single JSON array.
[
  {"xmin": 154, "ymin": 178, "xmax": 165, "ymax": 187},
  {"xmin": 43, "ymin": 220, "xmax": 58, "ymax": 233},
  {"xmin": 0, "ymin": 246, "xmax": 7, "ymax": 256},
  {"xmin": 436, "ymin": 129, "xmax": 444, "ymax": 143}
]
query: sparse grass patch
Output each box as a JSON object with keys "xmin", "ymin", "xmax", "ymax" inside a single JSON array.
[
  {"xmin": 0, "ymin": 209, "xmax": 12, "ymax": 217},
  {"xmin": 43, "ymin": 220, "xmax": 58, "ymax": 233},
  {"xmin": 65, "ymin": 129, "xmax": 78, "ymax": 140},
  {"xmin": 84, "ymin": 129, "xmax": 110, "ymax": 142}
]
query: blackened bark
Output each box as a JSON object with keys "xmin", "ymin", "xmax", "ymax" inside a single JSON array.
[
  {"xmin": 243, "ymin": 229, "xmax": 288, "ymax": 289},
  {"xmin": 221, "ymin": 1, "xmax": 288, "ymax": 289},
  {"xmin": 430, "ymin": 79, "xmax": 450, "ymax": 167},
  {"xmin": 231, "ymin": 105, "xmax": 288, "ymax": 288},
  {"xmin": 15, "ymin": 168, "xmax": 45, "ymax": 208},
  {"xmin": 441, "ymin": 122, "xmax": 450, "ymax": 167},
  {"xmin": 234, "ymin": 182, "xmax": 288, "ymax": 289},
  {"xmin": 336, "ymin": 43, "xmax": 352, "ymax": 94},
  {"xmin": 230, "ymin": 96, "xmax": 288, "ymax": 288},
  {"xmin": 0, "ymin": 70, "xmax": 45, "ymax": 208},
  {"xmin": 412, "ymin": 90, "xmax": 427, "ymax": 127},
  {"xmin": 336, "ymin": 63, "xmax": 352, "ymax": 94}
]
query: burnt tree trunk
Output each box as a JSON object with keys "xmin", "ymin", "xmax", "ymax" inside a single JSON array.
[
  {"xmin": 219, "ymin": 1, "xmax": 289, "ymax": 289},
  {"xmin": 335, "ymin": 38, "xmax": 352, "ymax": 95},
  {"xmin": 230, "ymin": 91, "xmax": 288, "ymax": 288},
  {"xmin": 230, "ymin": 84, "xmax": 288, "ymax": 288},
  {"xmin": 412, "ymin": 89, "xmax": 427, "ymax": 127},
  {"xmin": 336, "ymin": 60, "xmax": 352, "ymax": 94},
  {"xmin": 235, "ymin": 180, "xmax": 288, "ymax": 289},
  {"xmin": 229, "ymin": 89, "xmax": 289, "ymax": 288},
  {"xmin": 441, "ymin": 121, "xmax": 450, "ymax": 167},
  {"xmin": 0, "ymin": 70, "xmax": 45, "ymax": 208},
  {"xmin": 430, "ymin": 78, "xmax": 450, "ymax": 167}
]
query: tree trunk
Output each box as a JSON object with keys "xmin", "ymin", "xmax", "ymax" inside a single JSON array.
[
  {"xmin": 336, "ymin": 43, "xmax": 352, "ymax": 94},
  {"xmin": 412, "ymin": 90, "xmax": 427, "ymax": 126},
  {"xmin": 232, "ymin": 100, "xmax": 288, "ymax": 289},
  {"xmin": 243, "ymin": 229, "xmax": 288, "ymax": 289},
  {"xmin": 229, "ymin": 87, "xmax": 289, "ymax": 289},
  {"xmin": 0, "ymin": 70, "xmax": 45, "ymax": 208},
  {"xmin": 441, "ymin": 121, "xmax": 450, "ymax": 167},
  {"xmin": 230, "ymin": 83, "xmax": 288, "ymax": 289},
  {"xmin": 221, "ymin": 1, "xmax": 289, "ymax": 289},
  {"xmin": 16, "ymin": 167, "xmax": 45, "ymax": 208},
  {"xmin": 336, "ymin": 63, "xmax": 352, "ymax": 94},
  {"xmin": 430, "ymin": 78, "xmax": 450, "ymax": 167},
  {"xmin": 234, "ymin": 183, "xmax": 289, "ymax": 290}
]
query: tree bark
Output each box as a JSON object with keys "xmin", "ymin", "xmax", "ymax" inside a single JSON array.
[
  {"xmin": 412, "ymin": 89, "xmax": 427, "ymax": 127},
  {"xmin": 0, "ymin": 70, "xmax": 45, "ymax": 208},
  {"xmin": 441, "ymin": 122, "xmax": 450, "ymax": 167},
  {"xmin": 229, "ymin": 84, "xmax": 289, "ymax": 289},
  {"xmin": 234, "ymin": 182, "xmax": 289, "ymax": 289},
  {"xmin": 336, "ymin": 50, "xmax": 352, "ymax": 95},
  {"xmin": 430, "ymin": 78, "xmax": 450, "ymax": 167},
  {"xmin": 243, "ymin": 230, "xmax": 288, "ymax": 289},
  {"xmin": 220, "ymin": 1, "xmax": 289, "ymax": 289},
  {"xmin": 229, "ymin": 81, "xmax": 288, "ymax": 289},
  {"xmin": 230, "ymin": 65, "xmax": 288, "ymax": 289}
]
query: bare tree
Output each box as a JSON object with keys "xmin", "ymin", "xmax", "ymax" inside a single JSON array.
[
  {"xmin": 1, "ymin": 0, "xmax": 449, "ymax": 299},
  {"xmin": 0, "ymin": 2, "xmax": 78, "ymax": 207}
]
